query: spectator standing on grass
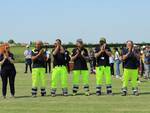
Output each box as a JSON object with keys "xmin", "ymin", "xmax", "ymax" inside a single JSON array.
[
  {"xmin": 31, "ymin": 41, "xmax": 47, "ymax": 97},
  {"xmin": 143, "ymin": 46, "xmax": 150, "ymax": 79},
  {"xmin": 24, "ymin": 45, "xmax": 32, "ymax": 73},
  {"xmin": 0, "ymin": 43, "xmax": 16, "ymax": 98},
  {"xmin": 45, "ymin": 46, "xmax": 51, "ymax": 74},
  {"xmin": 139, "ymin": 48, "xmax": 145, "ymax": 78},
  {"xmin": 121, "ymin": 40, "xmax": 140, "ymax": 96},
  {"xmin": 95, "ymin": 37, "xmax": 112, "ymax": 96},
  {"xmin": 89, "ymin": 48, "xmax": 96, "ymax": 74},
  {"xmin": 71, "ymin": 39, "xmax": 90, "ymax": 96},
  {"xmin": 109, "ymin": 54, "xmax": 115, "ymax": 77},
  {"xmin": 114, "ymin": 47, "xmax": 121, "ymax": 79}
]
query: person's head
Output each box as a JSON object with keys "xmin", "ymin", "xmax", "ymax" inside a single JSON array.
[
  {"xmin": 99, "ymin": 37, "xmax": 106, "ymax": 46},
  {"xmin": 126, "ymin": 40, "xmax": 134, "ymax": 49},
  {"xmin": 76, "ymin": 39, "xmax": 83, "ymax": 48},
  {"xmin": 114, "ymin": 47, "xmax": 118, "ymax": 51},
  {"xmin": 35, "ymin": 40, "xmax": 43, "ymax": 50},
  {"xmin": 45, "ymin": 45, "xmax": 49, "ymax": 50},
  {"xmin": 145, "ymin": 45, "xmax": 150, "ymax": 51},
  {"xmin": 55, "ymin": 39, "xmax": 62, "ymax": 46},
  {"xmin": 0, "ymin": 43, "xmax": 10, "ymax": 53}
]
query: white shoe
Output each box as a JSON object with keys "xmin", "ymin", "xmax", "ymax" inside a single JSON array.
[{"xmin": 116, "ymin": 75, "xmax": 119, "ymax": 79}]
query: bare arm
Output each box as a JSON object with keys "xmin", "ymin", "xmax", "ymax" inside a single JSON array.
[
  {"xmin": 122, "ymin": 52, "xmax": 130, "ymax": 60},
  {"xmin": 31, "ymin": 50, "xmax": 43, "ymax": 61},
  {"xmin": 52, "ymin": 45, "xmax": 60, "ymax": 55},
  {"xmin": 60, "ymin": 46, "xmax": 65, "ymax": 54},
  {"xmin": 95, "ymin": 45, "xmax": 105, "ymax": 58},
  {"xmin": 81, "ymin": 50, "xmax": 90, "ymax": 61},
  {"xmin": 105, "ymin": 50, "xmax": 112, "ymax": 57},
  {"xmin": 71, "ymin": 49, "xmax": 79, "ymax": 61}
]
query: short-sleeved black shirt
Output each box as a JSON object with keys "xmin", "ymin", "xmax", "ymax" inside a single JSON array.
[
  {"xmin": 0, "ymin": 52, "xmax": 16, "ymax": 71},
  {"xmin": 72, "ymin": 48, "xmax": 88, "ymax": 70},
  {"xmin": 52, "ymin": 48, "xmax": 68, "ymax": 67},
  {"xmin": 122, "ymin": 48, "xmax": 140, "ymax": 69},
  {"xmin": 95, "ymin": 45, "xmax": 111, "ymax": 67},
  {"xmin": 32, "ymin": 48, "xmax": 46, "ymax": 68}
]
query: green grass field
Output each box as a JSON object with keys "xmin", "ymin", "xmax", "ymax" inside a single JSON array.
[{"xmin": 0, "ymin": 63, "xmax": 150, "ymax": 113}]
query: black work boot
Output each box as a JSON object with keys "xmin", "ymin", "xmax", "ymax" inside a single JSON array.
[
  {"xmin": 62, "ymin": 88, "xmax": 68, "ymax": 96},
  {"xmin": 106, "ymin": 85, "xmax": 113, "ymax": 95},
  {"xmin": 132, "ymin": 88, "xmax": 139, "ymax": 96},
  {"xmin": 96, "ymin": 86, "xmax": 102, "ymax": 96},
  {"xmin": 121, "ymin": 88, "xmax": 127, "ymax": 96}
]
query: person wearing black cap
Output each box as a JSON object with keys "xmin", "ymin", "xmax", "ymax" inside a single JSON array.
[
  {"xmin": 51, "ymin": 39, "xmax": 69, "ymax": 97},
  {"xmin": 95, "ymin": 37, "xmax": 112, "ymax": 95},
  {"xmin": 71, "ymin": 39, "xmax": 90, "ymax": 96}
]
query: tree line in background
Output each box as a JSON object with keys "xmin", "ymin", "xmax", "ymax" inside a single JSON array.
[
  {"xmin": 0, "ymin": 39, "xmax": 150, "ymax": 63},
  {"xmin": 0, "ymin": 39, "xmax": 150, "ymax": 48}
]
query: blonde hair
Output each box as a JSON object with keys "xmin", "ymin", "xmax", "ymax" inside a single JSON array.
[{"xmin": 0, "ymin": 43, "xmax": 10, "ymax": 54}]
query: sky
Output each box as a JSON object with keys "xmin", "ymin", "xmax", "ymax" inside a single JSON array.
[{"xmin": 0, "ymin": 0, "xmax": 150, "ymax": 44}]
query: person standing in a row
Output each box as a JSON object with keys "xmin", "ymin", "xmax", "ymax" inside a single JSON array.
[
  {"xmin": 0, "ymin": 43, "xmax": 16, "ymax": 98},
  {"xmin": 122, "ymin": 40, "xmax": 140, "ymax": 96},
  {"xmin": 51, "ymin": 39, "xmax": 69, "ymax": 97},
  {"xmin": 71, "ymin": 39, "xmax": 90, "ymax": 96},
  {"xmin": 95, "ymin": 38, "xmax": 112, "ymax": 95},
  {"xmin": 31, "ymin": 41, "xmax": 47, "ymax": 97}
]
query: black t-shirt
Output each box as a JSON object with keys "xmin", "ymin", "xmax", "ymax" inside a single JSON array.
[
  {"xmin": 0, "ymin": 52, "xmax": 16, "ymax": 71},
  {"xmin": 32, "ymin": 48, "xmax": 46, "ymax": 68},
  {"xmin": 122, "ymin": 48, "xmax": 140, "ymax": 69},
  {"xmin": 95, "ymin": 45, "xmax": 111, "ymax": 67},
  {"xmin": 52, "ymin": 48, "xmax": 68, "ymax": 67},
  {"xmin": 72, "ymin": 48, "xmax": 88, "ymax": 70}
]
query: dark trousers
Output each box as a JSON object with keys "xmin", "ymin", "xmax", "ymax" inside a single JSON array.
[
  {"xmin": 45, "ymin": 59, "xmax": 51, "ymax": 73},
  {"xmin": 1, "ymin": 69, "xmax": 16, "ymax": 96},
  {"xmin": 25, "ymin": 64, "xmax": 32, "ymax": 73},
  {"xmin": 110, "ymin": 63, "xmax": 114, "ymax": 76},
  {"xmin": 25, "ymin": 59, "xmax": 32, "ymax": 73}
]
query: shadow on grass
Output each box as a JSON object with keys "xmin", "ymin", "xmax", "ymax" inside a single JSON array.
[
  {"xmin": 15, "ymin": 96, "xmax": 32, "ymax": 99},
  {"xmin": 139, "ymin": 92, "xmax": 150, "ymax": 95},
  {"xmin": 14, "ymin": 91, "xmax": 150, "ymax": 99}
]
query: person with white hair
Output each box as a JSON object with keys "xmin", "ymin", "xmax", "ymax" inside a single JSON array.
[
  {"xmin": 31, "ymin": 41, "xmax": 47, "ymax": 97},
  {"xmin": 24, "ymin": 45, "xmax": 32, "ymax": 73},
  {"xmin": 71, "ymin": 39, "xmax": 90, "ymax": 96}
]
